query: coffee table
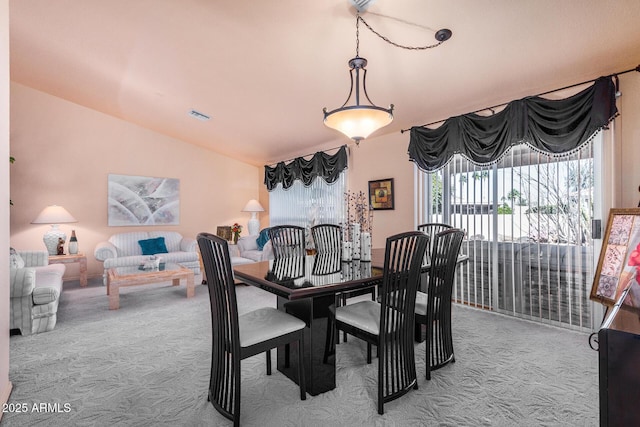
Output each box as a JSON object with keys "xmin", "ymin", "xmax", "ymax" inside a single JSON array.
[{"xmin": 106, "ymin": 263, "xmax": 195, "ymax": 310}]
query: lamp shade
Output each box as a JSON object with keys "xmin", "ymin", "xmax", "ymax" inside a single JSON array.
[
  {"xmin": 323, "ymin": 105, "xmax": 393, "ymax": 141},
  {"xmin": 242, "ymin": 199, "xmax": 264, "ymax": 213},
  {"xmin": 32, "ymin": 205, "xmax": 77, "ymax": 224}
]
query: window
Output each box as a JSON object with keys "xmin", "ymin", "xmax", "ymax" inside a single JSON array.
[
  {"xmin": 417, "ymin": 138, "xmax": 600, "ymax": 330},
  {"xmin": 269, "ymin": 171, "xmax": 346, "ymax": 237}
]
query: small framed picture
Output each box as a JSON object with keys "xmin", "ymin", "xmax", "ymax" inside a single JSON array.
[
  {"xmin": 368, "ymin": 178, "xmax": 394, "ymax": 210},
  {"xmin": 590, "ymin": 208, "xmax": 640, "ymax": 311},
  {"xmin": 216, "ymin": 226, "xmax": 232, "ymax": 241}
]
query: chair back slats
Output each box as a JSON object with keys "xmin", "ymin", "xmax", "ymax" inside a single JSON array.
[
  {"xmin": 197, "ymin": 232, "xmax": 241, "ymax": 423},
  {"xmin": 311, "ymin": 224, "xmax": 342, "ymax": 254},
  {"xmin": 268, "ymin": 225, "xmax": 306, "ymax": 258},
  {"xmin": 417, "ymin": 222, "xmax": 453, "ymax": 263},
  {"xmin": 424, "ymin": 228, "xmax": 465, "ymax": 378},
  {"xmin": 377, "ymin": 231, "xmax": 429, "ymax": 410}
]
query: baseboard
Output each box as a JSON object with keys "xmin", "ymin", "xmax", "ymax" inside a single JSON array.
[{"xmin": 0, "ymin": 381, "xmax": 14, "ymax": 422}]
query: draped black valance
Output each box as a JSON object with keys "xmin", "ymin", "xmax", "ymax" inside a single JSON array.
[
  {"xmin": 408, "ymin": 76, "xmax": 618, "ymax": 172},
  {"xmin": 264, "ymin": 145, "xmax": 348, "ymax": 191}
]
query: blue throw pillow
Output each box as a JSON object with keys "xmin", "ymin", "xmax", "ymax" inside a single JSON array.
[
  {"xmin": 256, "ymin": 228, "xmax": 271, "ymax": 250},
  {"xmin": 138, "ymin": 237, "xmax": 169, "ymax": 255}
]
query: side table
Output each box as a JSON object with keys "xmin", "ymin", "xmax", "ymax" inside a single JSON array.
[{"xmin": 48, "ymin": 253, "xmax": 88, "ymax": 287}]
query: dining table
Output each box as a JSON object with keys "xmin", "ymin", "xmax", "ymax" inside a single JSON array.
[
  {"xmin": 233, "ymin": 249, "xmax": 385, "ymax": 395},
  {"xmin": 232, "ymin": 248, "xmax": 467, "ymax": 395}
]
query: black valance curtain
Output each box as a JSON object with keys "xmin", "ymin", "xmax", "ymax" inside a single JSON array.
[
  {"xmin": 408, "ymin": 76, "xmax": 618, "ymax": 172},
  {"xmin": 264, "ymin": 145, "xmax": 348, "ymax": 191}
]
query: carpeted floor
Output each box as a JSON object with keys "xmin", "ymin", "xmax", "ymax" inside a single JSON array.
[{"xmin": 3, "ymin": 276, "xmax": 599, "ymax": 426}]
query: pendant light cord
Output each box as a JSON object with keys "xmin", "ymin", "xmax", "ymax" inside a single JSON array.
[{"xmin": 357, "ymin": 15, "xmax": 445, "ymax": 51}]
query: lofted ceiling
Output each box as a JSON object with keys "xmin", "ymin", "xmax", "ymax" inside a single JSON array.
[{"xmin": 9, "ymin": 0, "xmax": 640, "ymax": 166}]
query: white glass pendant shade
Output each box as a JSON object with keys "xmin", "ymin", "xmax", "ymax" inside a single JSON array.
[{"xmin": 323, "ymin": 105, "xmax": 393, "ymax": 141}]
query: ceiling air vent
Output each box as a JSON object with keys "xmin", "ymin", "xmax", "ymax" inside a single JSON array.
[
  {"xmin": 350, "ymin": 0, "xmax": 376, "ymax": 13},
  {"xmin": 188, "ymin": 109, "xmax": 211, "ymax": 121}
]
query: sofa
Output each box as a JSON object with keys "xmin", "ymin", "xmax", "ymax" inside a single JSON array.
[
  {"xmin": 94, "ymin": 231, "xmax": 200, "ymax": 285},
  {"xmin": 10, "ymin": 249, "xmax": 66, "ymax": 335}
]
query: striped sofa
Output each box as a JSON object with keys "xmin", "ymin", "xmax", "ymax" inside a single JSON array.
[
  {"xmin": 10, "ymin": 250, "xmax": 66, "ymax": 335},
  {"xmin": 93, "ymin": 231, "xmax": 200, "ymax": 285}
]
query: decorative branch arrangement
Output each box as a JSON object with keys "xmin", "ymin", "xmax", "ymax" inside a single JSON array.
[{"xmin": 343, "ymin": 190, "xmax": 373, "ymax": 241}]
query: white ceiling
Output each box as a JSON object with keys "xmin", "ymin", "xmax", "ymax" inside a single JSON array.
[{"xmin": 9, "ymin": 0, "xmax": 640, "ymax": 166}]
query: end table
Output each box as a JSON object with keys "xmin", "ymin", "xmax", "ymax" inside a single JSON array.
[{"xmin": 48, "ymin": 253, "xmax": 88, "ymax": 287}]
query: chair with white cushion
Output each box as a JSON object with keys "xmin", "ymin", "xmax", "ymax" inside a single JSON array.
[
  {"xmin": 325, "ymin": 231, "xmax": 428, "ymax": 414},
  {"xmin": 415, "ymin": 223, "xmax": 454, "ymax": 340},
  {"xmin": 312, "ymin": 223, "xmax": 376, "ymax": 343},
  {"xmin": 414, "ymin": 228, "xmax": 464, "ymax": 380},
  {"xmin": 197, "ymin": 232, "xmax": 306, "ymax": 426}
]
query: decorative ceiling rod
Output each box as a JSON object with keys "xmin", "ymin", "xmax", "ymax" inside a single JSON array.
[{"xmin": 323, "ymin": 11, "xmax": 452, "ymax": 145}]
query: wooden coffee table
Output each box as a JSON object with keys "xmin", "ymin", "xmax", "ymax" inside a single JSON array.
[{"xmin": 107, "ymin": 263, "xmax": 195, "ymax": 310}]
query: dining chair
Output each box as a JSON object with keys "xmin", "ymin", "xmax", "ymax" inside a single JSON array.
[
  {"xmin": 197, "ymin": 232, "xmax": 306, "ymax": 426},
  {"xmin": 325, "ymin": 231, "xmax": 428, "ymax": 414},
  {"xmin": 417, "ymin": 223, "xmax": 453, "ymax": 268},
  {"xmin": 414, "ymin": 228, "xmax": 464, "ymax": 380},
  {"xmin": 311, "ymin": 223, "xmax": 342, "ymax": 254},
  {"xmin": 311, "ymin": 223, "xmax": 376, "ymax": 343},
  {"xmin": 268, "ymin": 225, "xmax": 306, "ymax": 258}
]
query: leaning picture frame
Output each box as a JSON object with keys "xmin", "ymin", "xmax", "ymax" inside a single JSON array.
[
  {"xmin": 590, "ymin": 208, "xmax": 640, "ymax": 311},
  {"xmin": 216, "ymin": 226, "xmax": 232, "ymax": 242},
  {"xmin": 368, "ymin": 178, "xmax": 394, "ymax": 210}
]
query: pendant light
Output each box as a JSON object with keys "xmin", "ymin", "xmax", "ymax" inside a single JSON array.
[
  {"xmin": 323, "ymin": 11, "xmax": 452, "ymax": 145},
  {"xmin": 323, "ymin": 14, "xmax": 393, "ymax": 144}
]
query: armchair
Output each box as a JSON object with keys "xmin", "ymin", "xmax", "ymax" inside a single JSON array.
[{"xmin": 10, "ymin": 249, "xmax": 66, "ymax": 335}]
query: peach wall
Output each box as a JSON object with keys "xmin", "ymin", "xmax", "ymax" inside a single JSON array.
[
  {"xmin": 1, "ymin": 0, "xmax": 11, "ymax": 413},
  {"xmin": 9, "ymin": 83, "xmax": 262, "ymax": 279},
  {"xmin": 346, "ymin": 132, "xmax": 415, "ymax": 249}
]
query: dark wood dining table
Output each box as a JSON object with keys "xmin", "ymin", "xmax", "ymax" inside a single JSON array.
[
  {"xmin": 233, "ymin": 248, "xmax": 467, "ymax": 395},
  {"xmin": 233, "ymin": 250, "xmax": 385, "ymax": 396}
]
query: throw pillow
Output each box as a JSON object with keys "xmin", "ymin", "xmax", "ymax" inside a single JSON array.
[
  {"xmin": 9, "ymin": 247, "xmax": 25, "ymax": 269},
  {"xmin": 256, "ymin": 228, "xmax": 271, "ymax": 251},
  {"xmin": 138, "ymin": 237, "xmax": 169, "ymax": 255}
]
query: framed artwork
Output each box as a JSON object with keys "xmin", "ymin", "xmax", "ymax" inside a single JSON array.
[
  {"xmin": 590, "ymin": 208, "xmax": 640, "ymax": 311},
  {"xmin": 108, "ymin": 174, "xmax": 180, "ymax": 226},
  {"xmin": 368, "ymin": 178, "xmax": 394, "ymax": 210},
  {"xmin": 216, "ymin": 226, "xmax": 232, "ymax": 241}
]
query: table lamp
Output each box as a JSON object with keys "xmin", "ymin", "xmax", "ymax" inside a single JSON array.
[
  {"xmin": 242, "ymin": 199, "xmax": 264, "ymax": 236},
  {"xmin": 31, "ymin": 205, "xmax": 78, "ymax": 255}
]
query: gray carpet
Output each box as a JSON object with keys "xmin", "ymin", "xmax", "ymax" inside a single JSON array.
[{"xmin": 3, "ymin": 276, "xmax": 599, "ymax": 426}]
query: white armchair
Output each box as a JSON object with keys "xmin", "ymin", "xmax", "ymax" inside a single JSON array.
[{"xmin": 10, "ymin": 249, "xmax": 66, "ymax": 335}]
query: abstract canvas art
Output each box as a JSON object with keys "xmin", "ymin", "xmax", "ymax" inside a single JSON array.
[
  {"xmin": 108, "ymin": 174, "xmax": 180, "ymax": 226},
  {"xmin": 591, "ymin": 208, "xmax": 640, "ymax": 310}
]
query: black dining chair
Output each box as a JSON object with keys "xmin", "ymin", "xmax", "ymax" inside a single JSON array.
[
  {"xmin": 197, "ymin": 232, "xmax": 306, "ymax": 426},
  {"xmin": 311, "ymin": 224, "xmax": 376, "ymax": 343},
  {"xmin": 417, "ymin": 223, "xmax": 453, "ymax": 269},
  {"xmin": 325, "ymin": 231, "xmax": 428, "ymax": 414},
  {"xmin": 415, "ymin": 223, "xmax": 454, "ymax": 340},
  {"xmin": 414, "ymin": 228, "xmax": 464, "ymax": 380},
  {"xmin": 268, "ymin": 225, "xmax": 306, "ymax": 258},
  {"xmin": 311, "ymin": 223, "xmax": 342, "ymax": 254}
]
